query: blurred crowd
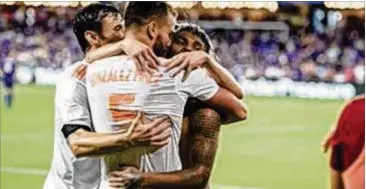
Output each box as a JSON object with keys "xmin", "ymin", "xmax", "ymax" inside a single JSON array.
[
  {"xmin": 0, "ymin": 4, "xmax": 364, "ymax": 84},
  {"xmin": 211, "ymin": 29, "xmax": 365, "ymax": 84},
  {"xmin": 0, "ymin": 6, "xmax": 84, "ymax": 70}
]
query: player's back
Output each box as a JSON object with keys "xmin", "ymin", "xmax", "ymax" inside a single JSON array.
[{"xmin": 85, "ymin": 55, "xmax": 219, "ymax": 180}]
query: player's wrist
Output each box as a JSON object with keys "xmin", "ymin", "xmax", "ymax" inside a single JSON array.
[
  {"xmin": 134, "ymin": 172, "xmax": 147, "ymax": 187},
  {"xmin": 119, "ymin": 39, "xmax": 130, "ymax": 54},
  {"xmin": 115, "ymin": 133, "xmax": 137, "ymax": 148},
  {"xmin": 206, "ymin": 54, "xmax": 216, "ymax": 67},
  {"xmin": 120, "ymin": 38, "xmax": 135, "ymax": 55}
]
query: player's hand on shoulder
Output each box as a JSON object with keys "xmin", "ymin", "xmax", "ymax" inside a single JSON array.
[
  {"xmin": 108, "ymin": 166, "xmax": 141, "ymax": 189},
  {"xmin": 164, "ymin": 50, "xmax": 210, "ymax": 81},
  {"xmin": 129, "ymin": 113, "xmax": 172, "ymax": 148},
  {"xmin": 122, "ymin": 38, "xmax": 161, "ymax": 75}
]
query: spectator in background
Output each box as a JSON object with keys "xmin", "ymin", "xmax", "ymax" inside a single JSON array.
[
  {"xmin": 0, "ymin": 49, "xmax": 16, "ymax": 108},
  {"xmin": 0, "ymin": 4, "xmax": 364, "ymax": 85},
  {"xmin": 322, "ymin": 95, "xmax": 365, "ymax": 189}
]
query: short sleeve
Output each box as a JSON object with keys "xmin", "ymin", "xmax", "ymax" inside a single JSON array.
[
  {"xmin": 178, "ymin": 68, "xmax": 219, "ymax": 101},
  {"xmin": 329, "ymin": 97, "xmax": 365, "ymax": 172},
  {"xmin": 55, "ymin": 64, "xmax": 92, "ymax": 129}
]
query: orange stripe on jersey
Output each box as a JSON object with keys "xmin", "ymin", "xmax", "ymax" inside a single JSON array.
[
  {"xmin": 109, "ymin": 109, "xmax": 138, "ymax": 122},
  {"xmin": 108, "ymin": 94, "xmax": 137, "ymax": 122},
  {"xmin": 108, "ymin": 94, "xmax": 135, "ymax": 107},
  {"xmin": 72, "ymin": 64, "xmax": 87, "ymax": 80}
]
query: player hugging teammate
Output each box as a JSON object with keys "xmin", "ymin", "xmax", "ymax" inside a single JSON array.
[{"xmin": 44, "ymin": 2, "xmax": 247, "ymax": 189}]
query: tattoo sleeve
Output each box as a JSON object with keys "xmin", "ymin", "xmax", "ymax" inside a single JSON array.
[
  {"xmin": 189, "ymin": 108, "xmax": 221, "ymax": 169},
  {"xmin": 139, "ymin": 108, "xmax": 221, "ymax": 189}
]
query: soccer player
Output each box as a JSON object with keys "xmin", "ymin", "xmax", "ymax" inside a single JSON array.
[
  {"xmin": 103, "ymin": 23, "xmax": 245, "ymax": 189},
  {"xmin": 322, "ymin": 95, "xmax": 365, "ymax": 189},
  {"xmin": 86, "ymin": 19, "xmax": 245, "ymax": 189},
  {"xmin": 44, "ymin": 4, "xmax": 172, "ymax": 189},
  {"xmin": 84, "ymin": 2, "xmax": 247, "ymax": 188},
  {"xmin": 1, "ymin": 51, "xmax": 16, "ymax": 108}
]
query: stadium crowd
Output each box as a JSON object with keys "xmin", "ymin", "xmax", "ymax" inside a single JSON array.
[
  {"xmin": 0, "ymin": 4, "xmax": 364, "ymax": 84},
  {"xmin": 211, "ymin": 29, "xmax": 365, "ymax": 84}
]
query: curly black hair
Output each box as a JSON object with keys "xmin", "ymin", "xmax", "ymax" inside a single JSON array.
[{"xmin": 174, "ymin": 23, "xmax": 214, "ymax": 53}]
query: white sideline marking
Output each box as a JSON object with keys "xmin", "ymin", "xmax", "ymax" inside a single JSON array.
[
  {"xmin": 0, "ymin": 133, "xmax": 52, "ymax": 141},
  {"xmin": 213, "ymin": 184, "xmax": 263, "ymax": 189},
  {"xmin": 1, "ymin": 166, "xmax": 48, "ymax": 176},
  {"xmin": 1, "ymin": 166, "xmax": 263, "ymax": 189}
]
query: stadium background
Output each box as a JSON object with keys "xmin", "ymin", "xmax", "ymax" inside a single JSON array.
[{"xmin": 0, "ymin": 1, "xmax": 364, "ymax": 189}]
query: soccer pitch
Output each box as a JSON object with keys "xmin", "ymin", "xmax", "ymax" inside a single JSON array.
[{"xmin": 1, "ymin": 85, "xmax": 344, "ymax": 189}]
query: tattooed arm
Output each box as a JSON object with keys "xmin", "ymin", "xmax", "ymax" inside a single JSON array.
[
  {"xmin": 142, "ymin": 108, "xmax": 220, "ymax": 189},
  {"xmin": 108, "ymin": 108, "xmax": 221, "ymax": 189}
]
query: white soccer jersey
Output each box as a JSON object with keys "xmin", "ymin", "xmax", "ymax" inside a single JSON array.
[
  {"xmin": 85, "ymin": 55, "xmax": 219, "ymax": 187},
  {"xmin": 43, "ymin": 61, "xmax": 101, "ymax": 189}
]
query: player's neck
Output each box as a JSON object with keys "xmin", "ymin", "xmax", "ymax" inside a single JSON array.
[{"xmin": 125, "ymin": 30, "xmax": 153, "ymax": 49}]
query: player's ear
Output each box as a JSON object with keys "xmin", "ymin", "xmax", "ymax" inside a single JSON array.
[
  {"xmin": 85, "ymin": 30, "xmax": 101, "ymax": 47},
  {"xmin": 147, "ymin": 21, "xmax": 158, "ymax": 41}
]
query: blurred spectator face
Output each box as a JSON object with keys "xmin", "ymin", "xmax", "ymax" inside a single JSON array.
[
  {"xmin": 260, "ymin": 32, "xmax": 270, "ymax": 42},
  {"xmin": 278, "ymin": 53, "xmax": 289, "ymax": 65},
  {"xmin": 286, "ymin": 40, "xmax": 296, "ymax": 53},
  {"xmin": 167, "ymin": 31, "xmax": 208, "ymax": 57},
  {"xmin": 354, "ymin": 61, "xmax": 365, "ymax": 84},
  {"xmin": 326, "ymin": 42, "xmax": 341, "ymax": 63},
  {"xmin": 354, "ymin": 39, "xmax": 364, "ymax": 51}
]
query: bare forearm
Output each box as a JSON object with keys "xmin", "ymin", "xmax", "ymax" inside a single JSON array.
[
  {"xmin": 137, "ymin": 109, "xmax": 220, "ymax": 189},
  {"xmin": 219, "ymin": 98, "xmax": 248, "ymax": 124},
  {"xmin": 206, "ymin": 88, "xmax": 247, "ymax": 124},
  {"xmin": 205, "ymin": 57, "xmax": 243, "ymax": 99},
  {"xmin": 84, "ymin": 40, "xmax": 125, "ymax": 63},
  {"xmin": 68, "ymin": 129, "xmax": 134, "ymax": 158}
]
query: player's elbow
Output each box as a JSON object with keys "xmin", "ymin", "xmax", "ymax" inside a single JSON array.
[
  {"xmin": 70, "ymin": 144, "xmax": 82, "ymax": 158},
  {"xmin": 194, "ymin": 165, "xmax": 211, "ymax": 188},
  {"xmin": 68, "ymin": 137, "xmax": 85, "ymax": 158},
  {"xmin": 225, "ymin": 105, "xmax": 247, "ymax": 124},
  {"xmin": 67, "ymin": 132, "xmax": 91, "ymax": 158}
]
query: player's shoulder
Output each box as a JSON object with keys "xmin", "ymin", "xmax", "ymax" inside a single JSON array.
[
  {"xmin": 175, "ymin": 67, "xmax": 210, "ymax": 86},
  {"xmin": 92, "ymin": 55, "xmax": 130, "ymax": 66},
  {"xmin": 57, "ymin": 60, "xmax": 87, "ymax": 84},
  {"xmin": 186, "ymin": 68, "xmax": 209, "ymax": 79},
  {"xmin": 344, "ymin": 95, "xmax": 364, "ymax": 110},
  {"xmin": 63, "ymin": 60, "xmax": 85, "ymax": 74},
  {"xmin": 350, "ymin": 95, "xmax": 365, "ymax": 104},
  {"xmin": 336, "ymin": 95, "xmax": 365, "ymax": 119}
]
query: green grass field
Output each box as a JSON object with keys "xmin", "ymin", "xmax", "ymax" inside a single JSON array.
[{"xmin": 0, "ymin": 85, "xmax": 345, "ymax": 189}]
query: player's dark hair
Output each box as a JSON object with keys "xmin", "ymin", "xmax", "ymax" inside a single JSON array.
[
  {"xmin": 73, "ymin": 3, "xmax": 120, "ymax": 53},
  {"xmin": 174, "ymin": 23, "xmax": 214, "ymax": 53},
  {"xmin": 123, "ymin": 2, "xmax": 174, "ymax": 29}
]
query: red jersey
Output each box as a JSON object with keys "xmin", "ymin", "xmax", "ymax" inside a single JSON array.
[{"xmin": 330, "ymin": 95, "xmax": 365, "ymax": 172}]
